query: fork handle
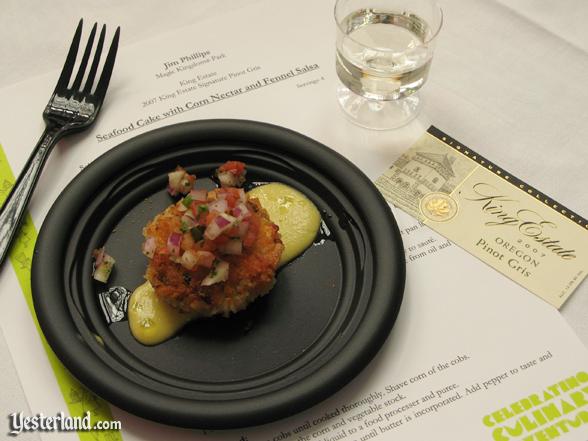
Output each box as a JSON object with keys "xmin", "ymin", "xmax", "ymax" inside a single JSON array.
[{"xmin": 0, "ymin": 126, "xmax": 63, "ymax": 266}]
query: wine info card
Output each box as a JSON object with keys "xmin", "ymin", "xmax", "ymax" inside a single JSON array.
[{"xmin": 376, "ymin": 126, "xmax": 588, "ymax": 309}]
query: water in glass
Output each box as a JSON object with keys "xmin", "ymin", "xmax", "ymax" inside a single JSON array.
[{"xmin": 336, "ymin": 10, "xmax": 434, "ymax": 101}]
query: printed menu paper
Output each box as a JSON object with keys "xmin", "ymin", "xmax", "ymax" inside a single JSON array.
[
  {"xmin": 376, "ymin": 127, "xmax": 588, "ymax": 308},
  {"xmin": 0, "ymin": 0, "xmax": 587, "ymax": 440}
]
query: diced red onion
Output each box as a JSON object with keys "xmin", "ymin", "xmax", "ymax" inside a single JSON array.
[
  {"xmin": 92, "ymin": 247, "xmax": 105, "ymax": 267},
  {"xmin": 232, "ymin": 202, "xmax": 251, "ymax": 220},
  {"xmin": 204, "ymin": 213, "xmax": 237, "ymax": 240},
  {"xmin": 208, "ymin": 198, "xmax": 228, "ymax": 214},
  {"xmin": 142, "ymin": 237, "xmax": 157, "ymax": 258},
  {"xmin": 204, "ymin": 221, "xmax": 223, "ymax": 240},
  {"xmin": 92, "ymin": 250, "xmax": 115, "ymax": 283},
  {"xmin": 167, "ymin": 232, "xmax": 182, "ymax": 256},
  {"xmin": 180, "ymin": 250, "xmax": 199, "ymax": 270},
  {"xmin": 220, "ymin": 213, "xmax": 237, "ymax": 226},
  {"xmin": 215, "ymin": 216, "xmax": 231, "ymax": 228}
]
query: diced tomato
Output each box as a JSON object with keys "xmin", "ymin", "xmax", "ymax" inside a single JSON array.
[
  {"xmin": 190, "ymin": 203, "xmax": 209, "ymax": 226},
  {"xmin": 218, "ymin": 161, "xmax": 246, "ymax": 175},
  {"xmin": 192, "ymin": 208, "xmax": 214, "ymax": 226},
  {"xmin": 218, "ymin": 187, "xmax": 240, "ymax": 199},
  {"xmin": 205, "ymin": 211, "xmax": 217, "ymax": 225},
  {"xmin": 226, "ymin": 226, "xmax": 240, "ymax": 237},
  {"xmin": 225, "ymin": 193, "xmax": 238, "ymax": 208},
  {"xmin": 214, "ymin": 234, "xmax": 230, "ymax": 246},
  {"xmin": 201, "ymin": 240, "xmax": 217, "ymax": 252},
  {"xmin": 194, "ymin": 238, "xmax": 216, "ymax": 253}
]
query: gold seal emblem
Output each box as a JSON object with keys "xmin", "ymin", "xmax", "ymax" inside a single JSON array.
[{"xmin": 420, "ymin": 192, "xmax": 458, "ymax": 222}]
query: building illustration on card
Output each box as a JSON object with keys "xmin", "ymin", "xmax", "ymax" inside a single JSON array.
[{"xmin": 379, "ymin": 136, "xmax": 476, "ymax": 219}]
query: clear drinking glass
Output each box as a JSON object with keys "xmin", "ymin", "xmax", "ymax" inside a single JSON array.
[{"xmin": 335, "ymin": 0, "xmax": 443, "ymax": 130}]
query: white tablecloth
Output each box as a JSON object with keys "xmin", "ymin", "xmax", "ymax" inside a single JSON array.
[{"xmin": 1, "ymin": 0, "xmax": 587, "ymax": 434}]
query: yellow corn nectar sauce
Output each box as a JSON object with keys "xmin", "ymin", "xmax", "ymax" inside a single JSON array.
[
  {"xmin": 248, "ymin": 183, "xmax": 321, "ymax": 266},
  {"xmin": 129, "ymin": 182, "xmax": 320, "ymax": 345},
  {"xmin": 128, "ymin": 281, "xmax": 197, "ymax": 345}
]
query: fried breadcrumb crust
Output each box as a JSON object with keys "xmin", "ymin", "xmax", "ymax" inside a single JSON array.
[{"xmin": 144, "ymin": 198, "xmax": 283, "ymax": 316}]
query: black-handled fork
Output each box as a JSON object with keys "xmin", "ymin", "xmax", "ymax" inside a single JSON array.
[{"xmin": 0, "ymin": 20, "xmax": 120, "ymax": 266}]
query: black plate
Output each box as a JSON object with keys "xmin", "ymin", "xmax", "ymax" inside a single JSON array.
[{"xmin": 32, "ymin": 119, "xmax": 405, "ymax": 429}]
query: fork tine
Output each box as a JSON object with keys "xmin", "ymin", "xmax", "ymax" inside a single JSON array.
[
  {"xmin": 71, "ymin": 22, "xmax": 97, "ymax": 92},
  {"xmin": 94, "ymin": 26, "xmax": 120, "ymax": 102},
  {"xmin": 54, "ymin": 19, "xmax": 83, "ymax": 94},
  {"xmin": 82, "ymin": 25, "xmax": 106, "ymax": 95}
]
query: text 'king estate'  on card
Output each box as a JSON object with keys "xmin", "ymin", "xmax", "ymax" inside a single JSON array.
[{"xmin": 376, "ymin": 126, "xmax": 588, "ymax": 308}]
